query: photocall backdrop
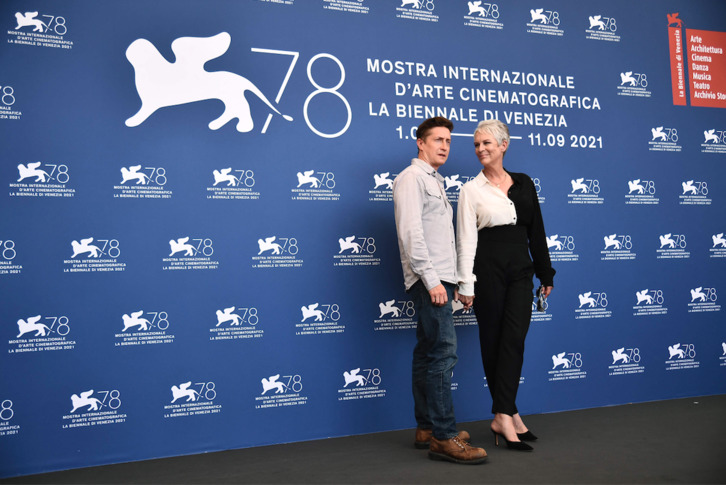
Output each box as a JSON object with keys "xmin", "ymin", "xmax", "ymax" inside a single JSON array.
[{"xmin": 1, "ymin": 0, "xmax": 725, "ymax": 477}]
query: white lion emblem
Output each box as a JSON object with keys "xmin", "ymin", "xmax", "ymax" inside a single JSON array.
[{"xmin": 125, "ymin": 32, "xmax": 292, "ymax": 132}]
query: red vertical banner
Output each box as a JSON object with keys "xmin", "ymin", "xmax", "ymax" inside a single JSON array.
[
  {"xmin": 687, "ymin": 29, "xmax": 726, "ymax": 108},
  {"xmin": 668, "ymin": 25, "xmax": 687, "ymax": 106}
]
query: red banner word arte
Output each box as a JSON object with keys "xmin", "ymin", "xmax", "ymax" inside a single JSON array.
[{"xmin": 687, "ymin": 29, "xmax": 726, "ymax": 108}]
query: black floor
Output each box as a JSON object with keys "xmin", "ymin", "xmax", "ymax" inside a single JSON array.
[{"xmin": 5, "ymin": 394, "xmax": 725, "ymax": 484}]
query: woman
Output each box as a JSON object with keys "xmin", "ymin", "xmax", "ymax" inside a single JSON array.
[{"xmin": 456, "ymin": 120, "xmax": 555, "ymax": 452}]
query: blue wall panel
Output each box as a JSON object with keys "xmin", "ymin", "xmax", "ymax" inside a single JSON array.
[{"xmin": 1, "ymin": 0, "xmax": 725, "ymax": 477}]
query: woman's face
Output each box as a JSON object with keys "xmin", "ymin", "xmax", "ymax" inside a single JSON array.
[{"xmin": 474, "ymin": 130, "xmax": 508, "ymax": 168}]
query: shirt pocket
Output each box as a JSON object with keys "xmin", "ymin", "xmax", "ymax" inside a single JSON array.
[{"xmin": 424, "ymin": 185, "xmax": 446, "ymax": 214}]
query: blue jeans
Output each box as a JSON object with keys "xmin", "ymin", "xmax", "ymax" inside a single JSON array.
[{"xmin": 409, "ymin": 280, "xmax": 458, "ymax": 440}]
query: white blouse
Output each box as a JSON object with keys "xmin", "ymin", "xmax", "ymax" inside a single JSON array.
[{"xmin": 456, "ymin": 171, "xmax": 517, "ymax": 296}]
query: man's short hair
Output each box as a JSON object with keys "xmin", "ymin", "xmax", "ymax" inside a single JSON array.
[{"xmin": 416, "ymin": 117, "xmax": 453, "ymax": 141}]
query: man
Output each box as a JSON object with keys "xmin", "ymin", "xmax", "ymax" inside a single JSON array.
[{"xmin": 393, "ymin": 117, "xmax": 487, "ymax": 465}]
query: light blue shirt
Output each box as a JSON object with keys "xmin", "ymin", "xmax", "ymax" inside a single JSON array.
[{"xmin": 393, "ymin": 159, "xmax": 458, "ymax": 291}]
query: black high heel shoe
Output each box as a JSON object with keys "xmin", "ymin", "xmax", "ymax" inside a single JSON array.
[
  {"xmin": 491, "ymin": 429, "xmax": 533, "ymax": 451},
  {"xmin": 516, "ymin": 430, "xmax": 538, "ymax": 442}
]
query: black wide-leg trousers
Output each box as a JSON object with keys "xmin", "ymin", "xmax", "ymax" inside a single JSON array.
[{"xmin": 471, "ymin": 225, "xmax": 534, "ymax": 416}]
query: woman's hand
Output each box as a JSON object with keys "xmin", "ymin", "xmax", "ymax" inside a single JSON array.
[{"xmin": 458, "ymin": 293, "xmax": 475, "ymax": 309}]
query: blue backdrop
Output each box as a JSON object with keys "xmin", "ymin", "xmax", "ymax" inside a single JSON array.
[{"xmin": 1, "ymin": 0, "xmax": 725, "ymax": 478}]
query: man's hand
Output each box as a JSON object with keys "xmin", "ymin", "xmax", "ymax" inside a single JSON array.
[
  {"xmin": 458, "ymin": 293, "xmax": 474, "ymax": 309},
  {"xmin": 429, "ymin": 284, "xmax": 448, "ymax": 306}
]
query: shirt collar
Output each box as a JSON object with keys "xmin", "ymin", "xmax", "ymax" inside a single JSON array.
[
  {"xmin": 475, "ymin": 170, "xmax": 489, "ymax": 187},
  {"xmin": 412, "ymin": 158, "xmax": 444, "ymax": 183},
  {"xmin": 476, "ymin": 169, "xmax": 515, "ymax": 187}
]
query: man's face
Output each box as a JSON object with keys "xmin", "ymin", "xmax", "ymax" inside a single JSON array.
[{"xmin": 417, "ymin": 126, "xmax": 451, "ymax": 169}]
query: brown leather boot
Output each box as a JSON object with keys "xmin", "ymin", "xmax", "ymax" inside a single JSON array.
[
  {"xmin": 428, "ymin": 435, "xmax": 487, "ymax": 464},
  {"xmin": 415, "ymin": 428, "xmax": 471, "ymax": 449}
]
